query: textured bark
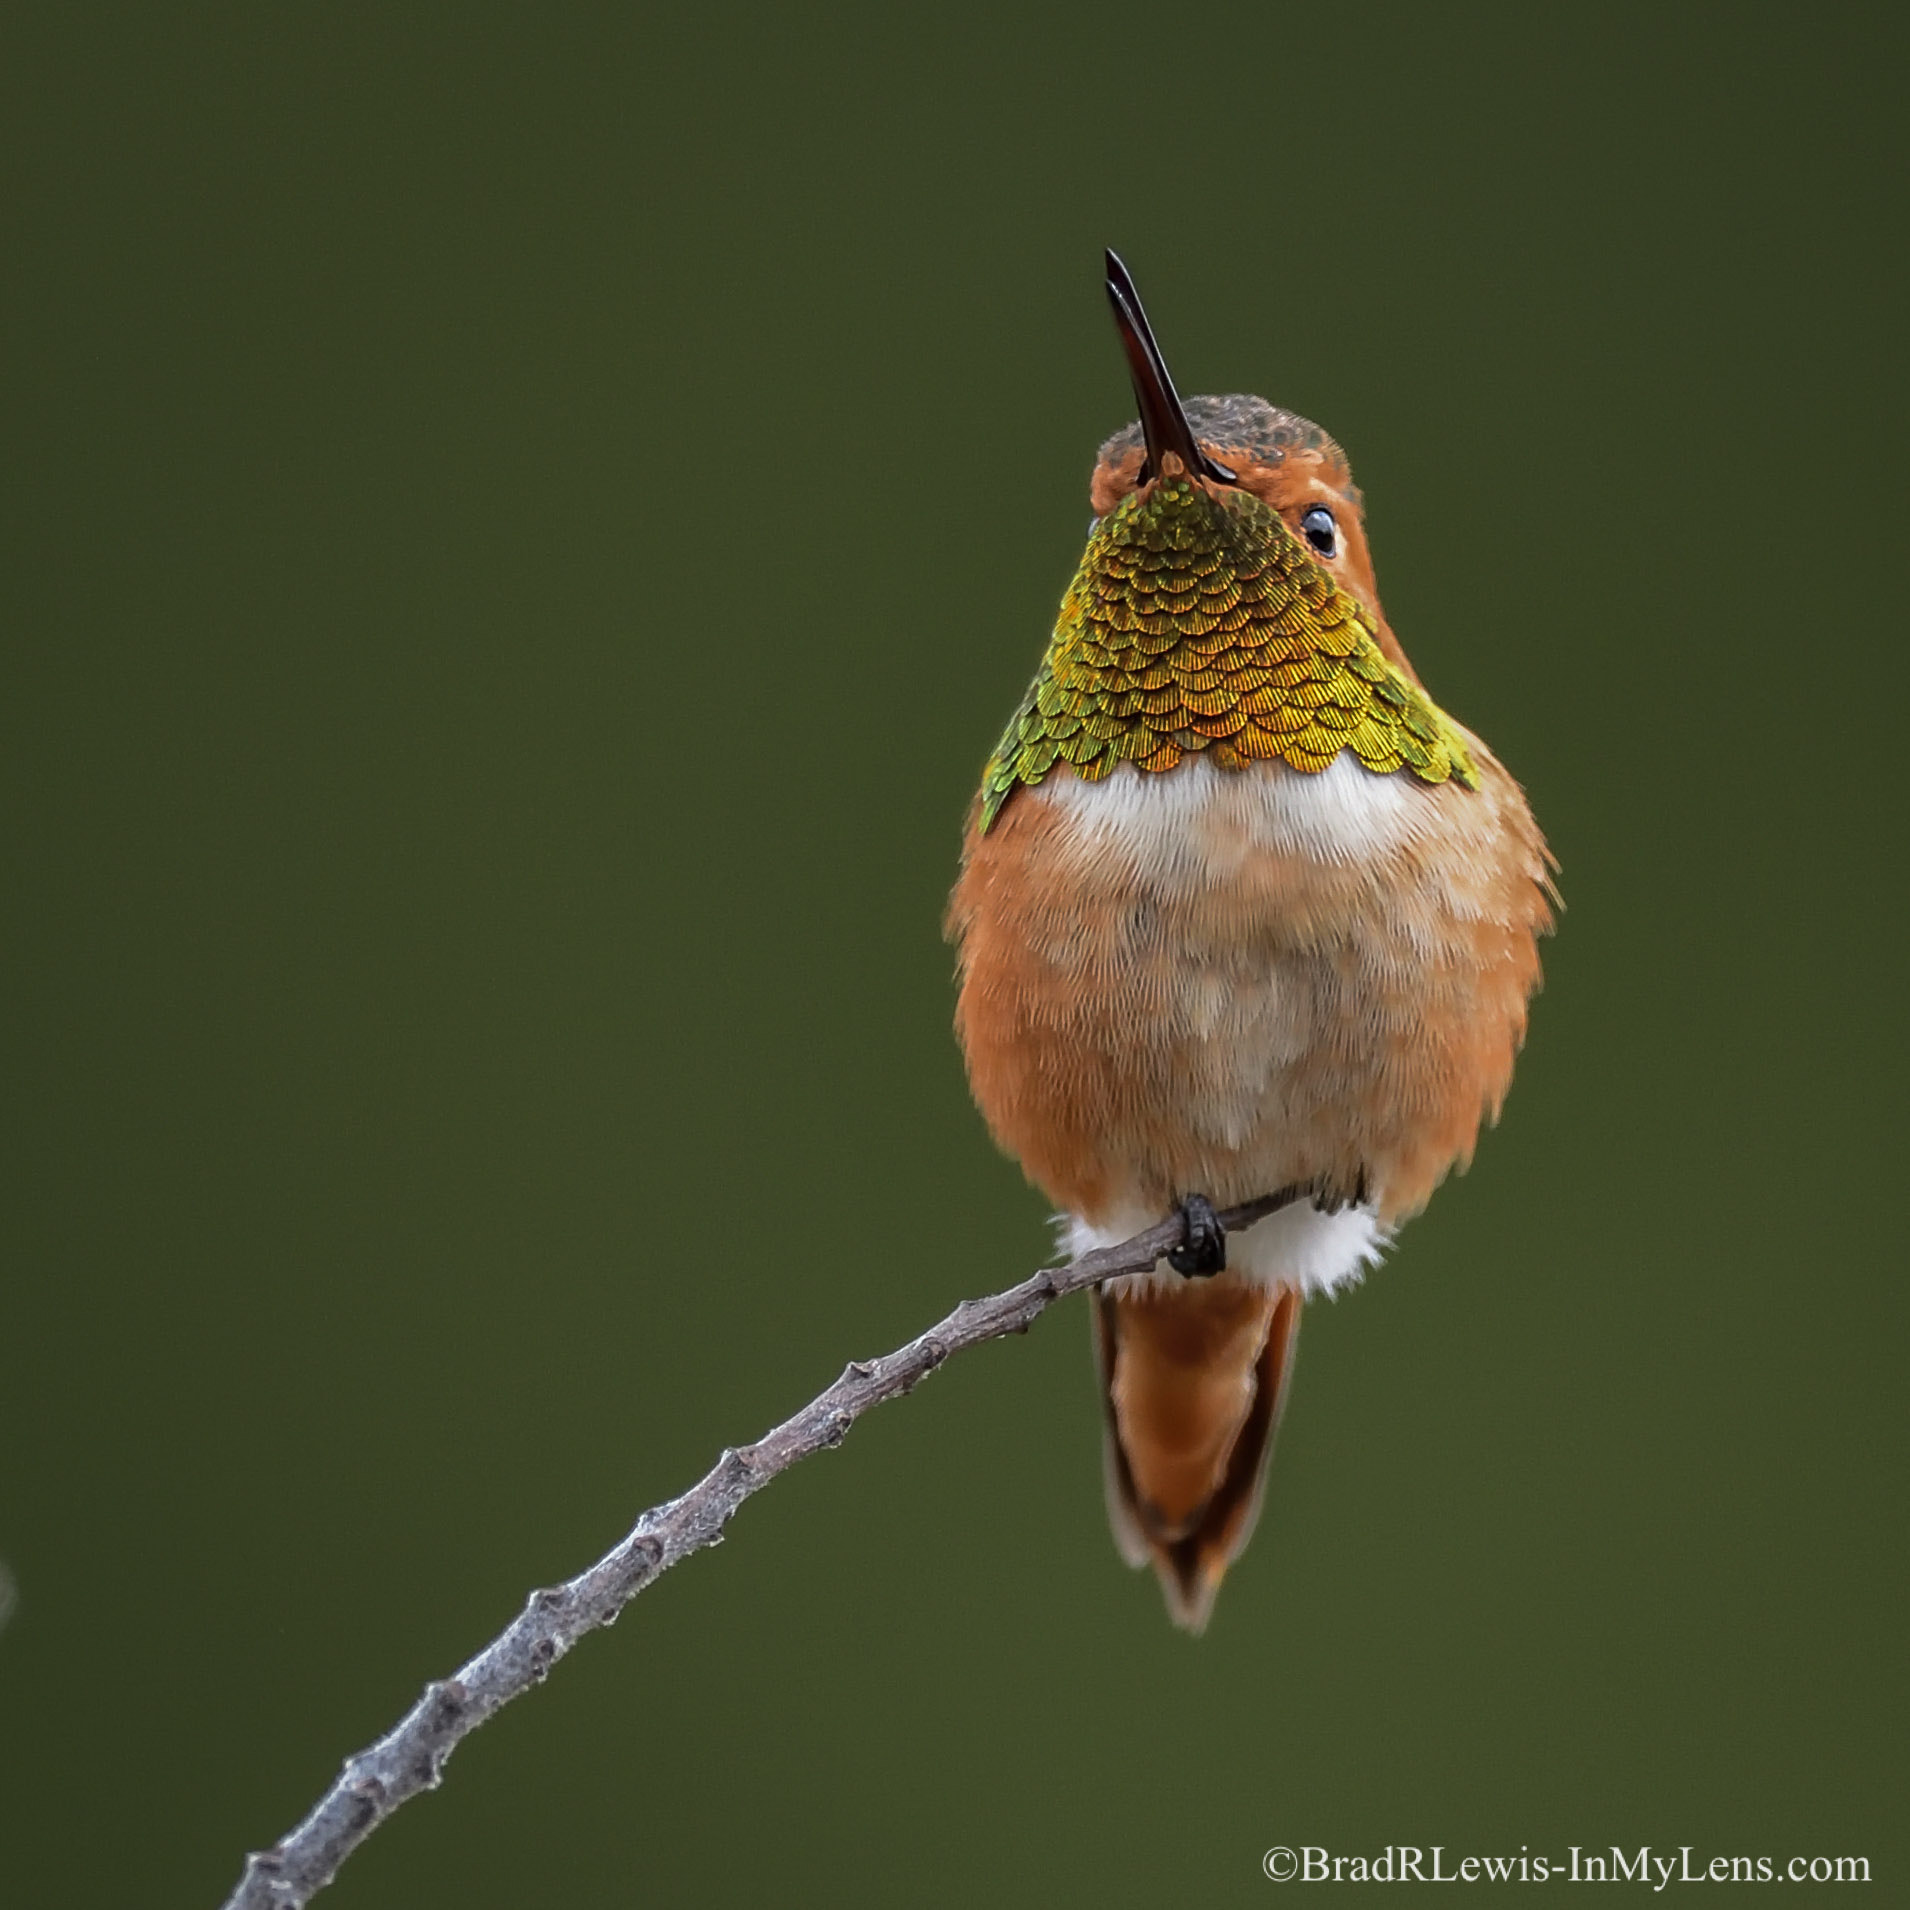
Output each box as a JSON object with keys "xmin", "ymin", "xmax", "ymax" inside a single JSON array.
[{"xmin": 220, "ymin": 1187, "xmax": 1308, "ymax": 1910}]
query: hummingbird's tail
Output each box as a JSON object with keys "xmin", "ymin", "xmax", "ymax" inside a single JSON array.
[{"xmin": 1091, "ymin": 1279, "xmax": 1302, "ymax": 1633}]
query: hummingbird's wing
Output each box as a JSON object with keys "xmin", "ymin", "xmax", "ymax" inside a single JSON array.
[{"xmin": 1091, "ymin": 1280, "xmax": 1303, "ymax": 1633}]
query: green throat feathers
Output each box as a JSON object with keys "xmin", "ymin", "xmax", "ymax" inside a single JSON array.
[{"xmin": 979, "ymin": 476, "xmax": 1477, "ymax": 832}]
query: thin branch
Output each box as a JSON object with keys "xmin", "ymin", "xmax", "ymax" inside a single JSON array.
[{"xmin": 220, "ymin": 1185, "xmax": 1309, "ymax": 1909}]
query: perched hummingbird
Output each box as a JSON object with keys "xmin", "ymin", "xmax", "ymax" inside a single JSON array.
[{"xmin": 947, "ymin": 252, "xmax": 1555, "ymax": 1631}]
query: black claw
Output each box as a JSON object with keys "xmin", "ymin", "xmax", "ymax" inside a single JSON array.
[
  {"xmin": 1315, "ymin": 1168, "xmax": 1370, "ymax": 1216},
  {"xmin": 1168, "ymin": 1193, "xmax": 1227, "ymax": 1277}
]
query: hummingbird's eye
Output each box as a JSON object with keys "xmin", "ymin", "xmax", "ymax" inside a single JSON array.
[{"xmin": 1301, "ymin": 506, "xmax": 1338, "ymax": 558}]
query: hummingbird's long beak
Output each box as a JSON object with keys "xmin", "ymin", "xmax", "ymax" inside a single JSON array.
[{"xmin": 1104, "ymin": 250, "xmax": 1236, "ymax": 487}]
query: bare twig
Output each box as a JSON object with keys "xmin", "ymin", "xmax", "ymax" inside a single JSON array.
[{"xmin": 221, "ymin": 1185, "xmax": 1310, "ymax": 1909}]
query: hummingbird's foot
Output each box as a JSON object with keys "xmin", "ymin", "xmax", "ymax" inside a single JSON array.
[
  {"xmin": 1314, "ymin": 1167, "xmax": 1371, "ymax": 1216},
  {"xmin": 1168, "ymin": 1193, "xmax": 1227, "ymax": 1278}
]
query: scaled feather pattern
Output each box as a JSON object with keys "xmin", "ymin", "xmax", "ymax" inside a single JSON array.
[{"xmin": 980, "ymin": 476, "xmax": 1476, "ymax": 830}]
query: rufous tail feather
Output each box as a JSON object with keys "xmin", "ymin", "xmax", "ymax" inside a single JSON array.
[{"xmin": 1092, "ymin": 1279, "xmax": 1302, "ymax": 1632}]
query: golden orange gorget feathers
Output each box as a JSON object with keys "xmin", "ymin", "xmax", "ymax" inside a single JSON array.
[{"xmin": 980, "ymin": 469, "xmax": 1475, "ymax": 832}]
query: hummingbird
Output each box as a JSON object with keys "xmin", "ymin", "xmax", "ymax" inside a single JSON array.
[{"xmin": 946, "ymin": 252, "xmax": 1556, "ymax": 1631}]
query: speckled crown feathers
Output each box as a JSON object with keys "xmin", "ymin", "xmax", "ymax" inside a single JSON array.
[{"xmin": 979, "ymin": 474, "xmax": 1476, "ymax": 831}]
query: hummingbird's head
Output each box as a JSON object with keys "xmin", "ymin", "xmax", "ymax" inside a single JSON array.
[
  {"xmin": 1093, "ymin": 254, "xmax": 1386, "ymax": 630},
  {"xmin": 970, "ymin": 257, "xmax": 1471, "ymax": 828}
]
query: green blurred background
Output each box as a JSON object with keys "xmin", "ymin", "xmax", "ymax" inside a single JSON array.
[{"xmin": 4, "ymin": 6, "xmax": 1904, "ymax": 1904}]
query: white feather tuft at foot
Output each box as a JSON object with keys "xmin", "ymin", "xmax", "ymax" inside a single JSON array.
[{"xmin": 1065, "ymin": 1196, "xmax": 1390, "ymax": 1300}]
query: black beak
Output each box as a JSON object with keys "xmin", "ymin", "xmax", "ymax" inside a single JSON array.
[{"xmin": 1104, "ymin": 250, "xmax": 1236, "ymax": 486}]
